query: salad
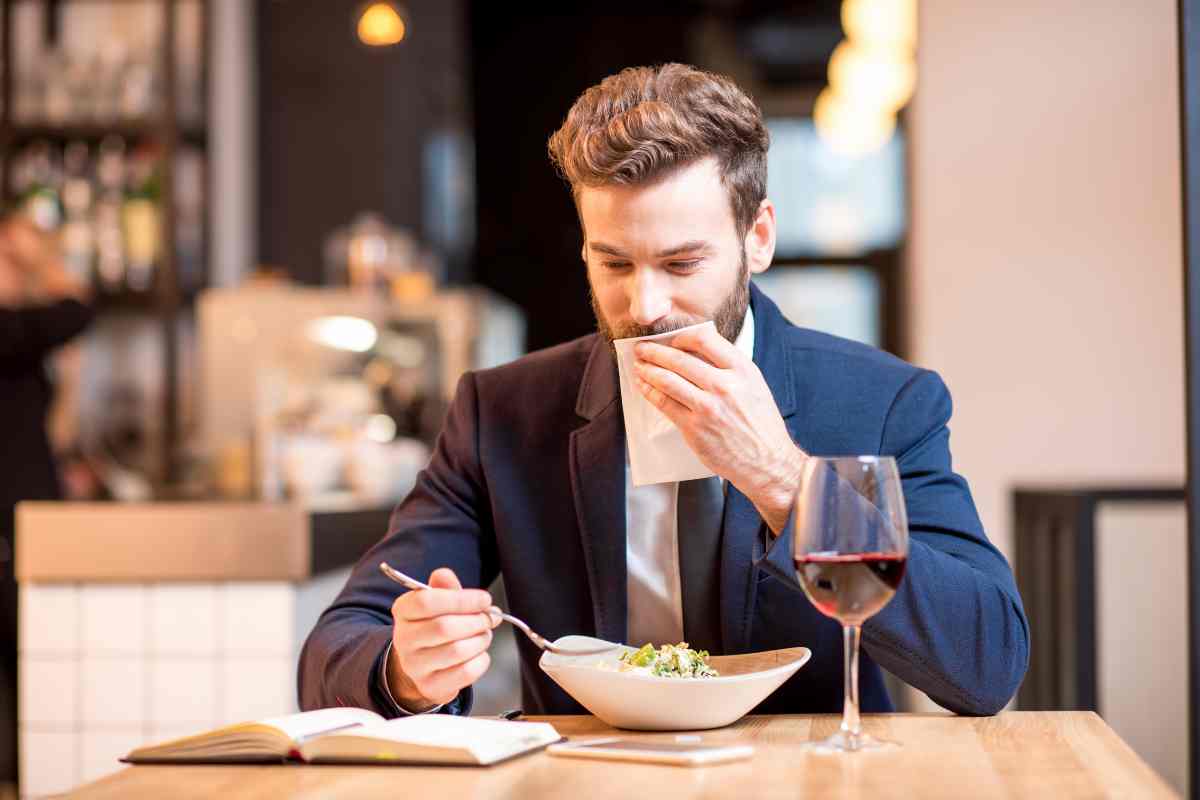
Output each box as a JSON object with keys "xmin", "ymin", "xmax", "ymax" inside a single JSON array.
[{"xmin": 616, "ymin": 642, "xmax": 719, "ymax": 678}]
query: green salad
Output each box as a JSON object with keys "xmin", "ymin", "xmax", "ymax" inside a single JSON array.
[{"xmin": 617, "ymin": 642, "xmax": 719, "ymax": 678}]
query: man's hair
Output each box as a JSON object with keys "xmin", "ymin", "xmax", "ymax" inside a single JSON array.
[{"xmin": 547, "ymin": 63, "xmax": 770, "ymax": 238}]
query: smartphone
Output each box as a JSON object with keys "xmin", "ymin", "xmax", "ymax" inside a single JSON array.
[{"xmin": 547, "ymin": 737, "xmax": 753, "ymax": 766}]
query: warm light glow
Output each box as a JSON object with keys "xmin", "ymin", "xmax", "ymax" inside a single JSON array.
[
  {"xmin": 828, "ymin": 40, "xmax": 916, "ymax": 113},
  {"xmin": 841, "ymin": 0, "xmax": 917, "ymax": 52},
  {"xmin": 358, "ymin": 2, "xmax": 406, "ymax": 47},
  {"xmin": 365, "ymin": 414, "xmax": 397, "ymax": 443},
  {"xmin": 306, "ymin": 316, "xmax": 379, "ymax": 353},
  {"xmin": 813, "ymin": 87, "xmax": 897, "ymax": 156}
]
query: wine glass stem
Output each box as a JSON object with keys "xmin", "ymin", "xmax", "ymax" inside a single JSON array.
[{"xmin": 841, "ymin": 624, "xmax": 862, "ymax": 740}]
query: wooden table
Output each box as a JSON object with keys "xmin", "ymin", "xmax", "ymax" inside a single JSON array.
[{"xmin": 67, "ymin": 712, "xmax": 1175, "ymax": 799}]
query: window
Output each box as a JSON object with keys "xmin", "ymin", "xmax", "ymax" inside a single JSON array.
[{"xmin": 756, "ymin": 117, "xmax": 907, "ymax": 353}]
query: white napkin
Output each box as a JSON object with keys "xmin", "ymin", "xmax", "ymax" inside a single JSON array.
[{"xmin": 613, "ymin": 320, "xmax": 718, "ymax": 486}]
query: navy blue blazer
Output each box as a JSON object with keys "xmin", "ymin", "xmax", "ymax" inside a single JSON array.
[{"xmin": 299, "ymin": 285, "xmax": 1029, "ymax": 717}]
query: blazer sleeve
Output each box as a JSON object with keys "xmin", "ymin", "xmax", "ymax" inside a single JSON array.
[
  {"xmin": 0, "ymin": 299, "xmax": 94, "ymax": 366},
  {"xmin": 297, "ymin": 372, "xmax": 500, "ymax": 715},
  {"xmin": 759, "ymin": 369, "xmax": 1030, "ymax": 715}
]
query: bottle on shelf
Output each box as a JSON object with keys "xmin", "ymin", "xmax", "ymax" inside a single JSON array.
[
  {"xmin": 12, "ymin": 141, "xmax": 63, "ymax": 232},
  {"xmin": 59, "ymin": 141, "xmax": 96, "ymax": 284},
  {"xmin": 121, "ymin": 143, "xmax": 161, "ymax": 293},
  {"xmin": 94, "ymin": 136, "xmax": 129, "ymax": 292}
]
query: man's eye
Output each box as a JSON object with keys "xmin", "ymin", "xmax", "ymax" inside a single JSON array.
[
  {"xmin": 668, "ymin": 260, "xmax": 701, "ymax": 272},
  {"xmin": 602, "ymin": 261, "xmax": 631, "ymax": 270}
]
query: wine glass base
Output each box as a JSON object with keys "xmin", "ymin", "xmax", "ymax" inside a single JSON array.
[{"xmin": 801, "ymin": 731, "xmax": 899, "ymax": 753}]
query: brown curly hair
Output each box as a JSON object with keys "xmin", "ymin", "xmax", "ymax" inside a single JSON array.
[{"xmin": 547, "ymin": 63, "xmax": 770, "ymax": 238}]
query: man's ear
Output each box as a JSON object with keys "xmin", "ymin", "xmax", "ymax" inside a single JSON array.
[{"xmin": 744, "ymin": 199, "xmax": 777, "ymax": 275}]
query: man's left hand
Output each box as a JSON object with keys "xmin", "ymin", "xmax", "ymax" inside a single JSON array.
[{"xmin": 632, "ymin": 324, "xmax": 805, "ymax": 534}]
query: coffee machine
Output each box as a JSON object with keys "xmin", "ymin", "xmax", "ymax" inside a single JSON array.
[{"xmin": 197, "ymin": 284, "xmax": 524, "ymax": 504}]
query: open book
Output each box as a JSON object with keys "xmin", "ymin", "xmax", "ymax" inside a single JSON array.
[{"xmin": 123, "ymin": 708, "xmax": 561, "ymax": 766}]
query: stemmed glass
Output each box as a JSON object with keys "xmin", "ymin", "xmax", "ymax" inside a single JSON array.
[{"xmin": 792, "ymin": 456, "xmax": 909, "ymax": 753}]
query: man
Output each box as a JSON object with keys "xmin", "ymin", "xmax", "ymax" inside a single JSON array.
[{"xmin": 299, "ymin": 63, "xmax": 1028, "ymax": 717}]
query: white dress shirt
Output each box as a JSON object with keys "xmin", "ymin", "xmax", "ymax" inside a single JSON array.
[{"xmin": 625, "ymin": 306, "xmax": 755, "ymax": 649}]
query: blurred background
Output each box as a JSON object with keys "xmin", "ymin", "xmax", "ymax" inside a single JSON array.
[{"xmin": 0, "ymin": 0, "xmax": 1187, "ymax": 797}]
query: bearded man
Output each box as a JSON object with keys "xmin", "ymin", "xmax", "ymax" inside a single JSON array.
[{"xmin": 299, "ymin": 63, "xmax": 1028, "ymax": 718}]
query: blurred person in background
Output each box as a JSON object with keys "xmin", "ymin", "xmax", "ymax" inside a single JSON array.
[{"xmin": 0, "ymin": 213, "xmax": 93, "ymax": 784}]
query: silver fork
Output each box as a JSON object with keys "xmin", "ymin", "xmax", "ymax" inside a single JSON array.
[{"xmin": 379, "ymin": 562, "xmax": 618, "ymax": 657}]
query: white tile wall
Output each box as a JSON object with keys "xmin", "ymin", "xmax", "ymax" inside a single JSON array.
[
  {"xmin": 79, "ymin": 730, "xmax": 141, "ymax": 785},
  {"xmin": 223, "ymin": 583, "xmax": 294, "ymax": 655},
  {"xmin": 80, "ymin": 586, "xmax": 146, "ymax": 655},
  {"xmin": 148, "ymin": 657, "xmax": 219, "ymax": 727},
  {"xmin": 221, "ymin": 656, "xmax": 295, "ymax": 724},
  {"xmin": 18, "ymin": 658, "xmax": 76, "ymax": 729},
  {"xmin": 19, "ymin": 584, "xmax": 78, "ymax": 655},
  {"xmin": 149, "ymin": 584, "xmax": 219, "ymax": 655},
  {"xmin": 21, "ymin": 730, "xmax": 79, "ymax": 798},
  {"xmin": 20, "ymin": 577, "xmax": 334, "ymax": 796},
  {"xmin": 80, "ymin": 657, "xmax": 145, "ymax": 729}
]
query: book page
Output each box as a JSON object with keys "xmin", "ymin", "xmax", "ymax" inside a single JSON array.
[
  {"xmin": 301, "ymin": 716, "xmax": 561, "ymax": 764},
  {"xmin": 260, "ymin": 708, "xmax": 385, "ymax": 743},
  {"xmin": 354, "ymin": 716, "xmax": 556, "ymax": 747}
]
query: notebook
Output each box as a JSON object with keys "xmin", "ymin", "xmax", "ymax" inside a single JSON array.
[{"xmin": 123, "ymin": 707, "xmax": 561, "ymax": 766}]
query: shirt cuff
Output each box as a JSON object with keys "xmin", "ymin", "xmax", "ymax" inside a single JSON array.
[{"xmin": 376, "ymin": 640, "xmax": 445, "ymax": 716}]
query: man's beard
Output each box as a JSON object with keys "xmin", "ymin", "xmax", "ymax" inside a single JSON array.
[{"xmin": 591, "ymin": 251, "xmax": 750, "ymax": 358}]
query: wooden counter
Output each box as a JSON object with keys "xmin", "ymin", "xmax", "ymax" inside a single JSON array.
[
  {"xmin": 15, "ymin": 501, "xmax": 391, "ymax": 581},
  {"xmin": 66, "ymin": 712, "xmax": 1175, "ymax": 799}
]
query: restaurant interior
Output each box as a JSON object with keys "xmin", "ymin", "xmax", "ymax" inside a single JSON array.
[{"xmin": 0, "ymin": 0, "xmax": 1194, "ymax": 797}]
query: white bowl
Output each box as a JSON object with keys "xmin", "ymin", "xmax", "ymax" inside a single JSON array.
[{"xmin": 539, "ymin": 636, "xmax": 811, "ymax": 731}]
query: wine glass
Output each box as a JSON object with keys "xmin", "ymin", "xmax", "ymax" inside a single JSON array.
[{"xmin": 792, "ymin": 455, "xmax": 909, "ymax": 752}]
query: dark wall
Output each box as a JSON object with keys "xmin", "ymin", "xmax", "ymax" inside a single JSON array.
[
  {"xmin": 468, "ymin": 9, "xmax": 692, "ymax": 351},
  {"xmin": 258, "ymin": 3, "xmax": 835, "ymax": 350},
  {"xmin": 257, "ymin": 0, "xmax": 468, "ymax": 283}
]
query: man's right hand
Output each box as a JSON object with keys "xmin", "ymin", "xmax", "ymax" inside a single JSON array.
[{"xmin": 386, "ymin": 567, "xmax": 498, "ymax": 712}]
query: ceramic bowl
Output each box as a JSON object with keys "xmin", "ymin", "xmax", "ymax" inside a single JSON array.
[{"xmin": 539, "ymin": 635, "xmax": 811, "ymax": 731}]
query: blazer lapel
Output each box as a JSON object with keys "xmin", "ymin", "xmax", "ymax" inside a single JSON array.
[
  {"xmin": 721, "ymin": 285, "xmax": 800, "ymax": 653},
  {"xmin": 569, "ymin": 338, "xmax": 628, "ymax": 646}
]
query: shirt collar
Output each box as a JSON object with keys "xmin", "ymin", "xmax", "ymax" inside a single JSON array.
[{"xmin": 734, "ymin": 303, "xmax": 755, "ymax": 362}]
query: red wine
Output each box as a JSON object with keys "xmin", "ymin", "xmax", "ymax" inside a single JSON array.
[{"xmin": 795, "ymin": 553, "xmax": 907, "ymax": 625}]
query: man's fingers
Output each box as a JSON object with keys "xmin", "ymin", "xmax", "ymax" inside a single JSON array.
[
  {"xmin": 635, "ymin": 360, "xmax": 707, "ymax": 414},
  {"xmin": 428, "ymin": 567, "xmax": 462, "ymax": 590},
  {"xmin": 418, "ymin": 652, "xmax": 492, "ymax": 704},
  {"xmin": 395, "ymin": 586, "xmax": 493, "ymax": 620},
  {"xmin": 634, "ymin": 340, "xmax": 724, "ymax": 391},
  {"xmin": 414, "ymin": 630, "xmax": 493, "ymax": 672},
  {"xmin": 403, "ymin": 611, "xmax": 496, "ymax": 648},
  {"xmin": 667, "ymin": 325, "xmax": 741, "ymax": 369}
]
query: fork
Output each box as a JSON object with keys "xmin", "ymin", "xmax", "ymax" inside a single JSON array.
[{"xmin": 379, "ymin": 562, "xmax": 619, "ymax": 657}]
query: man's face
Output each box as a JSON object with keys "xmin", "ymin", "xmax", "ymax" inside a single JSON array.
[{"xmin": 579, "ymin": 157, "xmax": 758, "ymax": 352}]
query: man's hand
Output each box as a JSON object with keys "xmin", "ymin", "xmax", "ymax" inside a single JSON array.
[
  {"xmin": 0, "ymin": 217, "xmax": 88, "ymax": 301},
  {"xmin": 632, "ymin": 324, "xmax": 805, "ymax": 534},
  {"xmin": 386, "ymin": 567, "xmax": 498, "ymax": 712}
]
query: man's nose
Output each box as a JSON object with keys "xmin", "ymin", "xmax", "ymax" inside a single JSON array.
[{"xmin": 629, "ymin": 266, "xmax": 671, "ymax": 327}]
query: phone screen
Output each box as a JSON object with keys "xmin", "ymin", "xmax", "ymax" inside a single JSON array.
[{"xmin": 575, "ymin": 740, "xmax": 719, "ymax": 753}]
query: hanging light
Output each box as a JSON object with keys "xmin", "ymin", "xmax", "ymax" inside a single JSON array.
[
  {"xmin": 813, "ymin": 87, "xmax": 897, "ymax": 157},
  {"xmin": 816, "ymin": 0, "xmax": 915, "ymax": 157},
  {"xmin": 357, "ymin": 2, "xmax": 407, "ymax": 47},
  {"xmin": 827, "ymin": 40, "xmax": 916, "ymax": 113},
  {"xmin": 841, "ymin": 0, "xmax": 917, "ymax": 53}
]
